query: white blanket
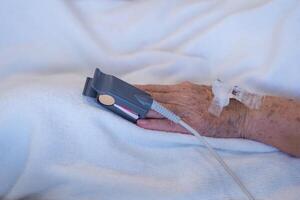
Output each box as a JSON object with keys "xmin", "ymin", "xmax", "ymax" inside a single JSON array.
[{"xmin": 0, "ymin": 0, "xmax": 300, "ymax": 200}]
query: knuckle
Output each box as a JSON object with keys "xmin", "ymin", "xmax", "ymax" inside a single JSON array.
[
  {"xmin": 179, "ymin": 81, "xmax": 192, "ymax": 88},
  {"xmin": 179, "ymin": 81, "xmax": 198, "ymax": 93}
]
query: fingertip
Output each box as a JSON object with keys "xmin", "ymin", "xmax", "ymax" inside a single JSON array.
[
  {"xmin": 137, "ymin": 119, "xmax": 160, "ymax": 130},
  {"xmin": 137, "ymin": 119, "xmax": 147, "ymax": 127},
  {"xmin": 137, "ymin": 119, "xmax": 189, "ymax": 135}
]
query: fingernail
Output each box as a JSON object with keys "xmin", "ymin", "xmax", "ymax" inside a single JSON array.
[{"xmin": 137, "ymin": 120, "xmax": 147, "ymax": 126}]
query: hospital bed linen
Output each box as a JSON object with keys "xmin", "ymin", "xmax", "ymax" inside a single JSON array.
[{"xmin": 0, "ymin": 0, "xmax": 300, "ymax": 199}]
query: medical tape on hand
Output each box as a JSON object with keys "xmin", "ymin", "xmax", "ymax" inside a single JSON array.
[{"xmin": 208, "ymin": 79, "xmax": 263, "ymax": 117}]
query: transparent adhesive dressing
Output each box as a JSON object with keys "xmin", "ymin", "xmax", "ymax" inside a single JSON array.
[{"xmin": 208, "ymin": 80, "xmax": 263, "ymax": 117}]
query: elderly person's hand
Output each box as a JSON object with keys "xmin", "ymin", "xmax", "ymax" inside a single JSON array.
[
  {"xmin": 136, "ymin": 82, "xmax": 300, "ymax": 157},
  {"xmin": 136, "ymin": 82, "xmax": 248, "ymax": 138}
]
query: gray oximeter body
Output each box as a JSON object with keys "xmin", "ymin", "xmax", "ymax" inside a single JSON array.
[{"xmin": 83, "ymin": 68, "xmax": 153, "ymax": 123}]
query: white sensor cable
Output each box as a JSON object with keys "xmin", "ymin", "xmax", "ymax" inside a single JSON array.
[{"xmin": 151, "ymin": 100, "xmax": 255, "ymax": 200}]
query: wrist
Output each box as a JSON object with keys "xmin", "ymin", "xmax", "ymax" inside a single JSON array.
[{"xmin": 221, "ymin": 99, "xmax": 251, "ymax": 139}]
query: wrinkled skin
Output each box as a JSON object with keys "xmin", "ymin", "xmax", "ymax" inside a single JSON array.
[
  {"xmin": 136, "ymin": 82, "xmax": 249, "ymax": 138},
  {"xmin": 135, "ymin": 82, "xmax": 300, "ymax": 157}
]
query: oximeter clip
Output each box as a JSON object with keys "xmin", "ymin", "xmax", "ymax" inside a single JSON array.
[{"xmin": 83, "ymin": 68, "xmax": 153, "ymax": 123}]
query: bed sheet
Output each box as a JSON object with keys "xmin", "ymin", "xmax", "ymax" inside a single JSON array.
[{"xmin": 0, "ymin": 0, "xmax": 299, "ymax": 200}]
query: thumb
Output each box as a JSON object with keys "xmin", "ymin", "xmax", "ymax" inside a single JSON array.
[{"xmin": 137, "ymin": 119, "xmax": 189, "ymax": 134}]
